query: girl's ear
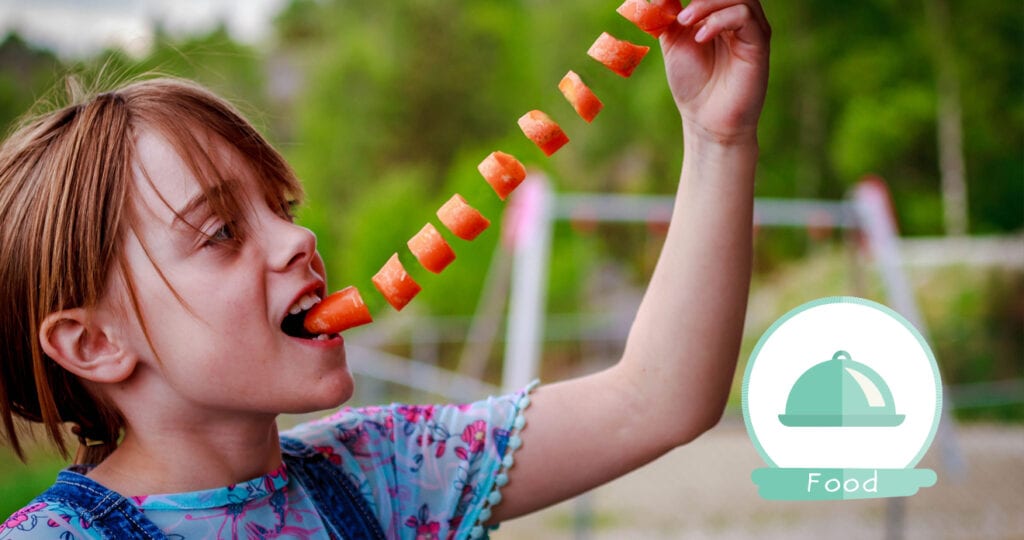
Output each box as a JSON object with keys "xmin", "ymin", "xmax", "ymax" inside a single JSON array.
[{"xmin": 39, "ymin": 308, "xmax": 136, "ymax": 384}]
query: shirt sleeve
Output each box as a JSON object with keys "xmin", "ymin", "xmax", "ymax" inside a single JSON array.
[{"xmin": 281, "ymin": 380, "xmax": 538, "ymax": 540}]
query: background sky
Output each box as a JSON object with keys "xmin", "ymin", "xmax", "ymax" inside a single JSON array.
[{"xmin": 0, "ymin": 0, "xmax": 287, "ymax": 58}]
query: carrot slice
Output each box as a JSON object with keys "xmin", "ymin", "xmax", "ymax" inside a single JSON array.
[
  {"xmin": 518, "ymin": 110, "xmax": 570, "ymax": 156},
  {"xmin": 478, "ymin": 151, "xmax": 527, "ymax": 200},
  {"xmin": 437, "ymin": 194, "xmax": 491, "ymax": 241},
  {"xmin": 303, "ymin": 286, "xmax": 373, "ymax": 334},
  {"xmin": 558, "ymin": 70, "xmax": 604, "ymax": 123},
  {"xmin": 587, "ymin": 32, "xmax": 650, "ymax": 78},
  {"xmin": 407, "ymin": 223, "xmax": 456, "ymax": 274},
  {"xmin": 616, "ymin": 0, "xmax": 682, "ymax": 38},
  {"xmin": 372, "ymin": 254, "xmax": 421, "ymax": 311}
]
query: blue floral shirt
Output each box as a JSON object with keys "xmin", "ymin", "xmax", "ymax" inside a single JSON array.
[{"xmin": 0, "ymin": 383, "xmax": 535, "ymax": 540}]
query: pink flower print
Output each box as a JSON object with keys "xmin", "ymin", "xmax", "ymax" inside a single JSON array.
[
  {"xmin": 405, "ymin": 504, "xmax": 442, "ymax": 540},
  {"xmin": 44, "ymin": 511, "xmax": 91, "ymax": 531},
  {"xmin": 262, "ymin": 463, "xmax": 286, "ymax": 492},
  {"xmin": 362, "ymin": 415, "xmax": 395, "ymax": 443},
  {"xmin": 3, "ymin": 502, "xmax": 45, "ymax": 531},
  {"xmin": 337, "ymin": 426, "xmax": 372, "ymax": 457},
  {"xmin": 2, "ymin": 513, "xmax": 27, "ymax": 531},
  {"xmin": 455, "ymin": 420, "xmax": 487, "ymax": 460},
  {"xmin": 416, "ymin": 433, "xmax": 448, "ymax": 458},
  {"xmin": 386, "ymin": 414, "xmax": 396, "ymax": 442},
  {"xmin": 359, "ymin": 405, "xmax": 387, "ymax": 417},
  {"xmin": 315, "ymin": 444, "xmax": 344, "ymax": 466},
  {"xmin": 416, "ymin": 521, "xmax": 441, "ymax": 540},
  {"xmin": 398, "ymin": 405, "xmax": 435, "ymax": 423}
]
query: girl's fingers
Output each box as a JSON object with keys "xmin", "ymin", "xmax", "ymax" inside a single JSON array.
[
  {"xmin": 692, "ymin": 3, "xmax": 766, "ymax": 46},
  {"xmin": 679, "ymin": 0, "xmax": 770, "ymax": 40},
  {"xmin": 679, "ymin": 0, "xmax": 767, "ymax": 25}
]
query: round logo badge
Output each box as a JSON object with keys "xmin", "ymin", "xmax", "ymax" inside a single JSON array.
[{"xmin": 742, "ymin": 296, "xmax": 941, "ymax": 500}]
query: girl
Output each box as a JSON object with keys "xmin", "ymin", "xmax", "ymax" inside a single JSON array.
[{"xmin": 0, "ymin": 1, "xmax": 769, "ymax": 538}]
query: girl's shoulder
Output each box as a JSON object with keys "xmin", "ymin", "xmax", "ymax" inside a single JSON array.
[
  {"xmin": 1, "ymin": 499, "xmax": 101, "ymax": 539},
  {"xmin": 280, "ymin": 382, "xmax": 539, "ymax": 539}
]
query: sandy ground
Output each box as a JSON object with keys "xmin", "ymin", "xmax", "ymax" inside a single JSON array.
[{"xmin": 496, "ymin": 419, "xmax": 1024, "ymax": 540}]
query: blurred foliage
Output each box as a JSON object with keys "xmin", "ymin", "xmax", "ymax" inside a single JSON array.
[
  {"xmin": 0, "ymin": 0, "xmax": 1018, "ymax": 375},
  {"xmin": 1, "ymin": 26, "xmax": 267, "ymax": 125},
  {"xmin": 1, "ymin": 0, "xmax": 1020, "ymax": 310},
  {"xmin": 0, "ymin": 435, "xmax": 65, "ymax": 519},
  {"xmin": 0, "ymin": 33, "xmax": 60, "ymax": 135}
]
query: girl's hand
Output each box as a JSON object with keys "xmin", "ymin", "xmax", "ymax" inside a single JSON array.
[{"xmin": 662, "ymin": 0, "xmax": 771, "ymax": 145}]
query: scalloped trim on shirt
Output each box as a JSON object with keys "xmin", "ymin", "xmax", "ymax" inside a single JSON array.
[{"xmin": 468, "ymin": 379, "xmax": 540, "ymax": 539}]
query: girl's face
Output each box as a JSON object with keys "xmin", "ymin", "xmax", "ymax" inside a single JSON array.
[{"xmin": 108, "ymin": 128, "xmax": 352, "ymax": 420}]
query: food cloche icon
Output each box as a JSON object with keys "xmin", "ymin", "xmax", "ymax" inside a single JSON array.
[{"xmin": 779, "ymin": 350, "xmax": 905, "ymax": 427}]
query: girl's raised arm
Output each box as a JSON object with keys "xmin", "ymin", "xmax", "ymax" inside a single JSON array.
[{"xmin": 492, "ymin": 0, "xmax": 770, "ymax": 521}]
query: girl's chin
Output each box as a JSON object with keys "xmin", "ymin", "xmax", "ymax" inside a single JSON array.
[{"xmin": 302, "ymin": 371, "xmax": 355, "ymax": 412}]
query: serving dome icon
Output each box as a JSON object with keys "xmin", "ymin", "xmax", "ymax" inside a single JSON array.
[{"xmin": 779, "ymin": 350, "xmax": 905, "ymax": 427}]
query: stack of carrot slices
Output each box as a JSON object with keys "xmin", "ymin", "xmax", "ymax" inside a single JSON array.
[{"xmin": 304, "ymin": 0, "xmax": 678, "ymax": 335}]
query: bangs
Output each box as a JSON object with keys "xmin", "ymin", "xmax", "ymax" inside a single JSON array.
[
  {"xmin": 123, "ymin": 77, "xmax": 303, "ymax": 241},
  {"xmin": 135, "ymin": 122, "xmax": 297, "ymax": 246}
]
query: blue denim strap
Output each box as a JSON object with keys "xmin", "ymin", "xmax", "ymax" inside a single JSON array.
[
  {"xmin": 33, "ymin": 467, "xmax": 167, "ymax": 539},
  {"xmin": 280, "ymin": 436, "xmax": 387, "ymax": 540}
]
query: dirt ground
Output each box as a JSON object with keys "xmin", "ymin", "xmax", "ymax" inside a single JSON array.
[{"xmin": 497, "ymin": 418, "xmax": 1024, "ymax": 540}]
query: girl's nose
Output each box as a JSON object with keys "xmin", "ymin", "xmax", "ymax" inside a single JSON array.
[{"xmin": 267, "ymin": 215, "xmax": 317, "ymax": 272}]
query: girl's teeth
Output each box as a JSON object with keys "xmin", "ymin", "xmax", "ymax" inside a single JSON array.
[
  {"xmin": 299, "ymin": 294, "xmax": 321, "ymax": 311},
  {"xmin": 315, "ymin": 334, "xmax": 328, "ymax": 341},
  {"xmin": 289, "ymin": 293, "xmax": 322, "ymax": 315}
]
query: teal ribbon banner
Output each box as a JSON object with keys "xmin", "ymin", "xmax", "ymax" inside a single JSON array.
[{"xmin": 751, "ymin": 468, "xmax": 937, "ymax": 500}]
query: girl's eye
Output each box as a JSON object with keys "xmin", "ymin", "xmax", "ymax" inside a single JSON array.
[
  {"xmin": 278, "ymin": 200, "xmax": 299, "ymax": 222},
  {"xmin": 202, "ymin": 222, "xmax": 236, "ymax": 248}
]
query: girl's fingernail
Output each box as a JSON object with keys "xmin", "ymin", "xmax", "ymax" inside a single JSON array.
[
  {"xmin": 694, "ymin": 25, "xmax": 709, "ymax": 42},
  {"xmin": 678, "ymin": 6, "xmax": 694, "ymax": 25}
]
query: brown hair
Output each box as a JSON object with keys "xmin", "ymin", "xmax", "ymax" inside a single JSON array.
[{"xmin": 0, "ymin": 76, "xmax": 303, "ymax": 465}]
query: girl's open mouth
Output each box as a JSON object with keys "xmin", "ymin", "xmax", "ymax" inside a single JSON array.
[{"xmin": 280, "ymin": 293, "xmax": 340, "ymax": 341}]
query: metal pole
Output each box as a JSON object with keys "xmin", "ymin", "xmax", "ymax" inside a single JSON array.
[
  {"xmin": 502, "ymin": 176, "xmax": 554, "ymax": 393},
  {"xmin": 851, "ymin": 177, "xmax": 966, "ymax": 540}
]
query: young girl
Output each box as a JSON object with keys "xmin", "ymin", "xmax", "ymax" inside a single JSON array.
[{"xmin": 0, "ymin": 1, "xmax": 769, "ymax": 538}]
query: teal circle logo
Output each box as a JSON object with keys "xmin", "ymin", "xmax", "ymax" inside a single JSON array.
[{"xmin": 742, "ymin": 296, "xmax": 941, "ymax": 500}]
